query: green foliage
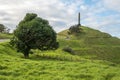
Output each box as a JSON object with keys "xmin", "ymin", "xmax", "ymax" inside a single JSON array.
[
  {"xmin": 0, "ymin": 24, "xmax": 10, "ymax": 33},
  {"xmin": 0, "ymin": 24, "xmax": 6, "ymax": 33},
  {"xmin": 10, "ymin": 13, "xmax": 59, "ymax": 58},
  {"xmin": 24, "ymin": 13, "xmax": 37, "ymax": 21}
]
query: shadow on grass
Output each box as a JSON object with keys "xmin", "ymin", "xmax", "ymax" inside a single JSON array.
[
  {"xmin": 103, "ymin": 73, "xmax": 116, "ymax": 80},
  {"xmin": 27, "ymin": 54, "xmax": 81, "ymax": 62},
  {"xmin": 66, "ymin": 74, "xmax": 93, "ymax": 80}
]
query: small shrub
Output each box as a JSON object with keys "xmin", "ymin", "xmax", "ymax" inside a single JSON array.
[
  {"xmin": 69, "ymin": 24, "xmax": 81, "ymax": 34},
  {"xmin": 62, "ymin": 47, "xmax": 74, "ymax": 54}
]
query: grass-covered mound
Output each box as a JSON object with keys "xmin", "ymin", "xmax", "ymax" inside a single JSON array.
[{"xmin": 58, "ymin": 26, "xmax": 120, "ymax": 63}]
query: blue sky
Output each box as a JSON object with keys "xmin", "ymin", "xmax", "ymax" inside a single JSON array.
[{"xmin": 0, "ymin": 0, "xmax": 120, "ymax": 38}]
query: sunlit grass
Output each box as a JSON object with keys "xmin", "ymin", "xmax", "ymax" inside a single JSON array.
[{"xmin": 0, "ymin": 26, "xmax": 120, "ymax": 80}]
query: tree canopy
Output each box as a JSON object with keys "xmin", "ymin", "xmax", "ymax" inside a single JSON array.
[{"xmin": 10, "ymin": 13, "xmax": 59, "ymax": 58}]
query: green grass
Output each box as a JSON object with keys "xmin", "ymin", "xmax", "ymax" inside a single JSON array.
[
  {"xmin": 0, "ymin": 33, "xmax": 13, "ymax": 39},
  {"xmin": 58, "ymin": 26, "xmax": 120, "ymax": 63},
  {"xmin": 0, "ymin": 43, "xmax": 120, "ymax": 80},
  {"xmin": 0, "ymin": 26, "xmax": 120, "ymax": 80}
]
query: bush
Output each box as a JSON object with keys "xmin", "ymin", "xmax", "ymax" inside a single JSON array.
[
  {"xmin": 69, "ymin": 24, "xmax": 81, "ymax": 34},
  {"xmin": 62, "ymin": 47, "xmax": 74, "ymax": 54}
]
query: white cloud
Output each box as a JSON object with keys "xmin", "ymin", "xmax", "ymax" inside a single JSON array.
[
  {"xmin": 79, "ymin": 0, "xmax": 120, "ymax": 38},
  {"xmin": 0, "ymin": 0, "xmax": 80, "ymax": 32},
  {"xmin": 103, "ymin": 0, "xmax": 120, "ymax": 11},
  {"xmin": 0, "ymin": 0, "xmax": 120, "ymax": 38},
  {"xmin": 80, "ymin": 5, "xmax": 87, "ymax": 10}
]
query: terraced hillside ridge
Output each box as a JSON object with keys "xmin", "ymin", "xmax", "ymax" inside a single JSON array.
[
  {"xmin": 58, "ymin": 26, "xmax": 120, "ymax": 63},
  {"xmin": 0, "ymin": 26, "xmax": 120, "ymax": 80}
]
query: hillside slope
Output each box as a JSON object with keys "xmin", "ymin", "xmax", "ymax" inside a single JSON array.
[
  {"xmin": 0, "ymin": 42, "xmax": 120, "ymax": 80},
  {"xmin": 58, "ymin": 26, "xmax": 120, "ymax": 63},
  {"xmin": 0, "ymin": 26, "xmax": 120, "ymax": 80}
]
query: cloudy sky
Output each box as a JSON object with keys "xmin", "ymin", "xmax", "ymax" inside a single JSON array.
[{"xmin": 0, "ymin": 0, "xmax": 120, "ymax": 38}]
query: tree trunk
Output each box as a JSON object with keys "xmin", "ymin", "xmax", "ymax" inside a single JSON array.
[
  {"xmin": 24, "ymin": 53, "xmax": 29, "ymax": 59},
  {"xmin": 24, "ymin": 48, "xmax": 30, "ymax": 59}
]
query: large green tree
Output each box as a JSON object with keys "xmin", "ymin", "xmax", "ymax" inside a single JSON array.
[{"xmin": 10, "ymin": 13, "xmax": 59, "ymax": 58}]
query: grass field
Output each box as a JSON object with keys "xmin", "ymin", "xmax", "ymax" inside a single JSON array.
[
  {"xmin": 0, "ymin": 26, "xmax": 120, "ymax": 80},
  {"xmin": 0, "ymin": 33, "xmax": 13, "ymax": 39}
]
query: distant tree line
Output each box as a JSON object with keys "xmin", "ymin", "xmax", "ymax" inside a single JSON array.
[{"xmin": 0, "ymin": 24, "xmax": 10, "ymax": 33}]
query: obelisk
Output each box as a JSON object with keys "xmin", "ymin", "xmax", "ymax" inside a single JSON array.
[{"xmin": 78, "ymin": 12, "xmax": 81, "ymax": 26}]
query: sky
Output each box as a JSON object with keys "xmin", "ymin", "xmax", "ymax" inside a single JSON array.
[{"xmin": 0, "ymin": 0, "xmax": 120, "ymax": 38}]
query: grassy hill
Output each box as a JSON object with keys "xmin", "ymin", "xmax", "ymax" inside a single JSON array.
[
  {"xmin": 0, "ymin": 26, "xmax": 120, "ymax": 80},
  {"xmin": 58, "ymin": 26, "xmax": 120, "ymax": 63}
]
